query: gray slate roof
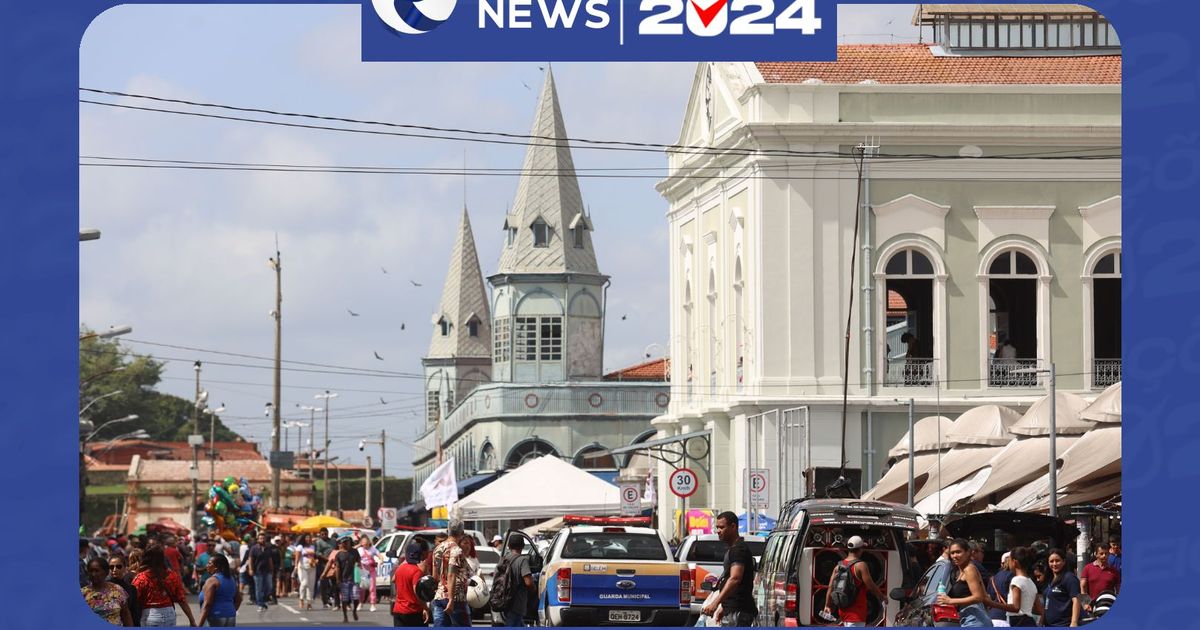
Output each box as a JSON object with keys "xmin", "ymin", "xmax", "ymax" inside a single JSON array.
[
  {"xmin": 428, "ymin": 206, "xmax": 492, "ymax": 359},
  {"xmin": 495, "ymin": 67, "xmax": 601, "ymax": 277}
]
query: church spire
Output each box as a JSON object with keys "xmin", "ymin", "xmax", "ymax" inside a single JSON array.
[
  {"xmin": 427, "ymin": 206, "xmax": 491, "ymax": 359},
  {"xmin": 495, "ymin": 66, "xmax": 601, "ymax": 277}
]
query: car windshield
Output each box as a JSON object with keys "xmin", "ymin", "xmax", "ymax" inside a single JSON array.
[
  {"xmin": 686, "ymin": 540, "xmax": 766, "ymax": 563},
  {"xmin": 477, "ymin": 548, "xmax": 500, "ymax": 565},
  {"xmin": 562, "ymin": 533, "xmax": 667, "ymax": 560}
]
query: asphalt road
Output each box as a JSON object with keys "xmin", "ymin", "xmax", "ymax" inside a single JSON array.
[{"xmin": 185, "ymin": 593, "xmax": 494, "ymax": 627}]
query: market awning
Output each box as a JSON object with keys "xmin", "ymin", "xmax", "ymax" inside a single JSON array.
[
  {"xmin": 945, "ymin": 405, "xmax": 1022, "ymax": 446},
  {"xmin": 1056, "ymin": 426, "xmax": 1121, "ymax": 488},
  {"xmin": 1080, "ymin": 382, "xmax": 1121, "ymax": 424},
  {"xmin": 968, "ymin": 435, "xmax": 1083, "ymax": 504},
  {"xmin": 915, "ymin": 468, "xmax": 991, "ymax": 520},
  {"xmin": 887, "ymin": 416, "xmax": 956, "ymax": 459},
  {"xmin": 912, "ymin": 445, "xmax": 1005, "ymax": 503},
  {"xmin": 863, "ymin": 451, "xmax": 947, "ymax": 503},
  {"xmin": 1008, "ymin": 392, "xmax": 1094, "ymax": 436}
]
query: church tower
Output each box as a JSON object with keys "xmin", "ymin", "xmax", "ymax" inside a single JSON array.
[
  {"xmin": 422, "ymin": 206, "xmax": 492, "ymax": 429},
  {"xmin": 490, "ymin": 67, "xmax": 608, "ymax": 383}
]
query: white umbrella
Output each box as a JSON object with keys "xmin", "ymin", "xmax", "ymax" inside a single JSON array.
[
  {"xmin": 969, "ymin": 435, "xmax": 1083, "ymax": 503},
  {"xmin": 1080, "ymin": 382, "xmax": 1121, "ymax": 424},
  {"xmin": 945, "ymin": 405, "xmax": 1022, "ymax": 446},
  {"xmin": 912, "ymin": 445, "xmax": 1005, "ymax": 503},
  {"xmin": 1009, "ymin": 392, "xmax": 1094, "ymax": 437},
  {"xmin": 887, "ymin": 416, "xmax": 957, "ymax": 458},
  {"xmin": 915, "ymin": 468, "xmax": 991, "ymax": 517},
  {"xmin": 863, "ymin": 451, "xmax": 947, "ymax": 503},
  {"xmin": 1056, "ymin": 426, "xmax": 1121, "ymax": 488}
]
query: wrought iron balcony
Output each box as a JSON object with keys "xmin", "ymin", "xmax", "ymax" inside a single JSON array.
[
  {"xmin": 1093, "ymin": 359, "xmax": 1121, "ymax": 389},
  {"xmin": 883, "ymin": 357, "xmax": 935, "ymax": 387},
  {"xmin": 988, "ymin": 357, "xmax": 1045, "ymax": 388}
]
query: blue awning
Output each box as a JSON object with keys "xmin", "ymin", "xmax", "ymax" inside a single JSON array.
[
  {"xmin": 457, "ymin": 471, "xmax": 502, "ymax": 496},
  {"xmin": 588, "ymin": 470, "xmax": 619, "ymax": 485}
]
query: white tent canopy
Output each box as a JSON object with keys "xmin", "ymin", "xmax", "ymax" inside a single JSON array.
[
  {"xmin": 915, "ymin": 468, "xmax": 991, "ymax": 519},
  {"xmin": 1008, "ymin": 392, "xmax": 1093, "ymax": 436},
  {"xmin": 887, "ymin": 416, "xmax": 956, "ymax": 458},
  {"xmin": 1081, "ymin": 382, "xmax": 1121, "ymax": 424},
  {"xmin": 969, "ymin": 435, "xmax": 1082, "ymax": 503},
  {"xmin": 946, "ymin": 405, "xmax": 1022, "ymax": 446},
  {"xmin": 452, "ymin": 455, "xmax": 634, "ymax": 520},
  {"xmin": 1055, "ymin": 425, "xmax": 1121, "ymax": 488},
  {"xmin": 912, "ymin": 445, "xmax": 1005, "ymax": 503},
  {"xmin": 863, "ymin": 451, "xmax": 947, "ymax": 503}
]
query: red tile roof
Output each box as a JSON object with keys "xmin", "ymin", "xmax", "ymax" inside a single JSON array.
[
  {"xmin": 756, "ymin": 45, "xmax": 1120, "ymax": 85},
  {"xmin": 604, "ymin": 357, "xmax": 670, "ymax": 382},
  {"xmin": 888, "ymin": 290, "xmax": 908, "ymax": 312}
]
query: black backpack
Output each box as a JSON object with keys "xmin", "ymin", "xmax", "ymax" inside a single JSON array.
[
  {"xmin": 489, "ymin": 555, "xmax": 518, "ymax": 613},
  {"xmin": 829, "ymin": 559, "xmax": 863, "ymax": 610}
]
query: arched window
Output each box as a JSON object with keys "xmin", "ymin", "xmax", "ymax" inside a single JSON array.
[
  {"xmin": 882, "ymin": 248, "xmax": 936, "ymax": 386},
  {"xmin": 467, "ymin": 317, "xmax": 480, "ymax": 337},
  {"xmin": 574, "ymin": 445, "xmax": 617, "ymax": 469},
  {"xmin": 439, "ymin": 317, "xmax": 451, "ymax": 337},
  {"xmin": 1088, "ymin": 248, "xmax": 1122, "ymax": 388},
  {"xmin": 505, "ymin": 439, "xmax": 559, "ymax": 469},
  {"xmin": 622, "ymin": 430, "xmax": 658, "ymax": 470},
  {"xmin": 479, "ymin": 442, "xmax": 497, "ymax": 471},
  {"xmin": 984, "ymin": 247, "xmax": 1045, "ymax": 387}
]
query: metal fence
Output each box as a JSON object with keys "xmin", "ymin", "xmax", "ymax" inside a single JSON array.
[
  {"xmin": 883, "ymin": 358, "xmax": 935, "ymax": 387},
  {"xmin": 988, "ymin": 357, "xmax": 1045, "ymax": 387},
  {"xmin": 1093, "ymin": 359, "xmax": 1121, "ymax": 388}
]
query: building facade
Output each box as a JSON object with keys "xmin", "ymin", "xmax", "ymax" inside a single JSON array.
[
  {"xmin": 653, "ymin": 5, "xmax": 1121, "ymax": 530},
  {"xmin": 412, "ymin": 69, "xmax": 667, "ymax": 497}
]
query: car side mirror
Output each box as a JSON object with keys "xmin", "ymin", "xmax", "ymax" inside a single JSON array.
[
  {"xmin": 889, "ymin": 587, "xmax": 910, "ymax": 603},
  {"xmin": 700, "ymin": 581, "xmax": 715, "ymax": 592}
]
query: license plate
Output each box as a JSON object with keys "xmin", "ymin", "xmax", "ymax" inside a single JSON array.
[{"xmin": 608, "ymin": 610, "xmax": 641, "ymax": 622}]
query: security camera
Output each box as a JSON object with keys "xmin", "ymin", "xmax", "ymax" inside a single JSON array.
[{"xmin": 358, "ymin": 440, "xmax": 366, "ymax": 451}]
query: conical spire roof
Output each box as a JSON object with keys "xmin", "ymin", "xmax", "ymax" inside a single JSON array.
[
  {"xmin": 428, "ymin": 206, "xmax": 491, "ymax": 359},
  {"xmin": 496, "ymin": 67, "xmax": 601, "ymax": 276}
]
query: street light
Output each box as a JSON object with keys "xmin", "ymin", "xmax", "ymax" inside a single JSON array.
[
  {"xmin": 314, "ymin": 391, "xmax": 338, "ymax": 513},
  {"xmin": 80, "ymin": 228, "xmax": 101, "ymax": 242},
  {"xmin": 83, "ymin": 414, "xmax": 138, "ymax": 442},
  {"xmin": 79, "ymin": 390, "xmax": 125, "ymax": 418},
  {"xmin": 79, "ymin": 325, "xmax": 133, "ymax": 341},
  {"xmin": 359, "ymin": 431, "xmax": 387, "ymax": 520},
  {"xmin": 204, "ymin": 404, "xmax": 226, "ymax": 486},
  {"xmin": 1012, "ymin": 362, "xmax": 1058, "ymax": 517}
]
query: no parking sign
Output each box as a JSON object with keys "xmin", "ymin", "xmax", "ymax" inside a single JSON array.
[{"xmin": 619, "ymin": 482, "xmax": 641, "ymax": 516}]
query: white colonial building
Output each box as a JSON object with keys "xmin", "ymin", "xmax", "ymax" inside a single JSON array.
[
  {"xmin": 411, "ymin": 70, "xmax": 667, "ymax": 521},
  {"xmin": 651, "ymin": 5, "xmax": 1121, "ymax": 533}
]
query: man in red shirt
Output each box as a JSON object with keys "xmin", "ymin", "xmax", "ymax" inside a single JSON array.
[
  {"xmin": 1080, "ymin": 543, "xmax": 1120, "ymax": 603},
  {"xmin": 162, "ymin": 535, "xmax": 184, "ymax": 575},
  {"xmin": 392, "ymin": 541, "xmax": 431, "ymax": 627},
  {"xmin": 823, "ymin": 536, "xmax": 885, "ymax": 627}
]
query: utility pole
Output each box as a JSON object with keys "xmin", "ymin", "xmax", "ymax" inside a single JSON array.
[
  {"xmin": 269, "ymin": 248, "xmax": 283, "ymax": 510},
  {"xmin": 380, "ymin": 429, "xmax": 386, "ymax": 511},
  {"xmin": 190, "ymin": 361, "xmax": 202, "ymax": 532},
  {"xmin": 365, "ymin": 455, "xmax": 373, "ymax": 522},
  {"xmin": 315, "ymin": 391, "xmax": 338, "ymax": 513}
]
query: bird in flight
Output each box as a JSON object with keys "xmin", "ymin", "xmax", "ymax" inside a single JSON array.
[
  {"xmin": 373, "ymin": 351, "xmax": 384, "ymax": 360},
  {"xmin": 400, "ymin": 323, "xmax": 406, "ymax": 331},
  {"xmin": 621, "ymin": 314, "xmax": 628, "ymax": 321},
  {"xmin": 381, "ymin": 266, "xmax": 388, "ymax": 274},
  {"xmin": 380, "ymin": 397, "xmax": 388, "ymax": 405},
  {"xmin": 410, "ymin": 280, "xmax": 423, "ymax": 287},
  {"xmin": 522, "ymin": 81, "xmax": 531, "ymax": 90},
  {"xmin": 347, "ymin": 309, "xmax": 360, "ymax": 317}
]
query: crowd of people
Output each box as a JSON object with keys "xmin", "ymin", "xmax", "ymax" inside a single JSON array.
[{"xmin": 913, "ymin": 537, "xmax": 1121, "ymax": 628}]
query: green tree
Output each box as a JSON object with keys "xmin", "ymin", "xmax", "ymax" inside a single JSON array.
[{"xmin": 80, "ymin": 327, "xmax": 243, "ymax": 443}]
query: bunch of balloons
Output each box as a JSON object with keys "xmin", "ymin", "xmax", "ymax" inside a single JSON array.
[{"xmin": 201, "ymin": 476, "xmax": 264, "ymax": 540}]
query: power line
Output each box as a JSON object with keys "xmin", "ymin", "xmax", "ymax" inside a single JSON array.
[
  {"xmin": 81, "ymin": 347, "xmax": 425, "ymax": 380},
  {"xmin": 120, "ymin": 338, "xmax": 420, "ymax": 377},
  {"xmin": 157, "ymin": 375, "xmax": 423, "ymax": 396},
  {"xmin": 79, "ymin": 88, "xmax": 1121, "ymax": 162}
]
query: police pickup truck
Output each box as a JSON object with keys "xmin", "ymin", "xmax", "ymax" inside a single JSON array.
[{"xmin": 537, "ymin": 520, "xmax": 692, "ymax": 626}]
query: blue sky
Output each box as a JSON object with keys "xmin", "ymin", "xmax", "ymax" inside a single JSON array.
[{"xmin": 79, "ymin": 4, "xmax": 919, "ymax": 477}]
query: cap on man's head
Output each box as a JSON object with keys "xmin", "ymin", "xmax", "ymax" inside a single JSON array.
[
  {"xmin": 1001, "ymin": 551, "xmax": 1011, "ymax": 563},
  {"xmin": 492, "ymin": 535, "xmax": 503, "ymax": 543},
  {"xmin": 846, "ymin": 535, "xmax": 866, "ymax": 550}
]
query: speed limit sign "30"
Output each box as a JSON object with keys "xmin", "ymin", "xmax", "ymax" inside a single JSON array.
[{"xmin": 669, "ymin": 468, "xmax": 699, "ymax": 498}]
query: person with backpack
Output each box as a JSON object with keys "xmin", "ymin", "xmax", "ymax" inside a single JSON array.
[
  {"xmin": 701, "ymin": 511, "xmax": 757, "ymax": 626},
  {"xmin": 491, "ymin": 536, "xmax": 535, "ymax": 627},
  {"xmin": 392, "ymin": 541, "xmax": 431, "ymax": 627},
  {"xmin": 935, "ymin": 538, "xmax": 993, "ymax": 627},
  {"xmin": 822, "ymin": 536, "xmax": 885, "ymax": 627}
]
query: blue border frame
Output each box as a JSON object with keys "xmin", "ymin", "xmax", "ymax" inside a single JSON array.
[{"xmin": 1, "ymin": 0, "xmax": 1194, "ymax": 627}]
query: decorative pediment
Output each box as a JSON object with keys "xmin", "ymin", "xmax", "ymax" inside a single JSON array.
[
  {"xmin": 873, "ymin": 194, "xmax": 951, "ymax": 251},
  {"xmin": 974, "ymin": 205, "xmax": 1056, "ymax": 252},
  {"xmin": 1079, "ymin": 195, "xmax": 1121, "ymax": 252}
]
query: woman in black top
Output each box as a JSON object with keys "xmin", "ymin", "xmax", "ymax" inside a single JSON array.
[{"xmin": 936, "ymin": 539, "xmax": 993, "ymax": 627}]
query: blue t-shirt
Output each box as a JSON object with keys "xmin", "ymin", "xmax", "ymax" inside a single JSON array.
[
  {"xmin": 1108, "ymin": 553, "xmax": 1122, "ymax": 572},
  {"xmin": 1043, "ymin": 572, "xmax": 1081, "ymax": 626},
  {"xmin": 989, "ymin": 569, "xmax": 1014, "ymax": 620}
]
